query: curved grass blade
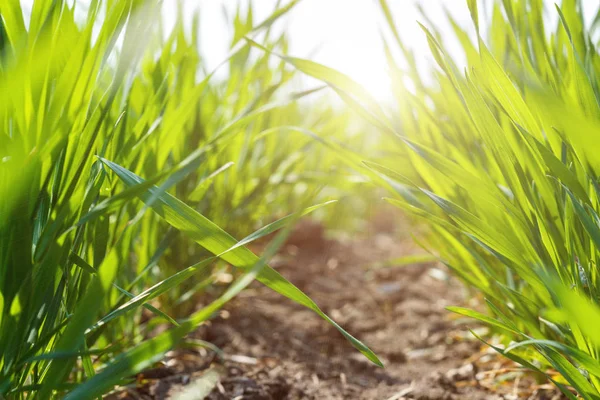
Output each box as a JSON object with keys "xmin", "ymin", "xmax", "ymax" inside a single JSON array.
[{"xmin": 99, "ymin": 157, "xmax": 382, "ymax": 366}]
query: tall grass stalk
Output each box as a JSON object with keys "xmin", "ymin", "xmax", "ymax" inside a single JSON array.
[
  {"xmin": 0, "ymin": 1, "xmax": 380, "ymax": 397},
  {"xmin": 261, "ymin": 0, "xmax": 600, "ymax": 397}
]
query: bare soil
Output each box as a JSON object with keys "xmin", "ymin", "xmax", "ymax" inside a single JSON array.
[{"xmin": 111, "ymin": 218, "xmax": 565, "ymax": 400}]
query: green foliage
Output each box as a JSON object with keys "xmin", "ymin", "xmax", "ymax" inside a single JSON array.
[
  {"xmin": 271, "ymin": 0, "xmax": 600, "ymax": 397},
  {"xmin": 0, "ymin": 0, "xmax": 379, "ymax": 397},
  {"xmin": 378, "ymin": 0, "xmax": 600, "ymax": 397}
]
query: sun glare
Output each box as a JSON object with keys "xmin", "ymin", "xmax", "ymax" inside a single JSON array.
[
  {"xmin": 166, "ymin": 0, "xmax": 473, "ymax": 102},
  {"xmin": 283, "ymin": 0, "xmax": 394, "ymax": 101}
]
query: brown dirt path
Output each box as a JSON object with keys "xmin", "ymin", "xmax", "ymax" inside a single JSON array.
[{"xmin": 113, "ymin": 219, "xmax": 565, "ymax": 400}]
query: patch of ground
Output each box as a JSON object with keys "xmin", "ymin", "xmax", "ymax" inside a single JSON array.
[{"xmin": 111, "ymin": 218, "xmax": 565, "ymax": 400}]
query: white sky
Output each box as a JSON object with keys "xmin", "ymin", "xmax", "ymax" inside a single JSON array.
[
  {"xmin": 172, "ymin": 0, "xmax": 475, "ymax": 100},
  {"xmin": 18, "ymin": 0, "xmax": 600, "ymax": 101}
]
